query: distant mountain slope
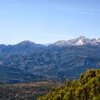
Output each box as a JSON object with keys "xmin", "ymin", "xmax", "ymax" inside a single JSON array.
[
  {"xmin": 0, "ymin": 41, "xmax": 46, "ymax": 56},
  {"xmin": 0, "ymin": 36, "xmax": 100, "ymax": 83}
]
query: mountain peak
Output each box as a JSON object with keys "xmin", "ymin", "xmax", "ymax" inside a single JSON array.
[
  {"xmin": 76, "ymin": 36, "xmax": 87, "ymax": 40},
  {"xmin": 17, "ymin": 40, "xmax": 36, "ymax": 46},
  {"xmin": 53, "ymin": 40, "xmax": 67, "ymax": 46},
  {"xmin": 53, "ymin": 36, "xmax": 100, "ymax": 46},
  {"xmin": 72, "ymin": 36, "xmax": 90, "ymax": 45},
  {"xmin": 75, "ymin": 38, "xmax": 85, "ymax": 45}
]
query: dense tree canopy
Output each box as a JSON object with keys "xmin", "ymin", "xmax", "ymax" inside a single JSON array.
[{"xmin": 39, "ymin": 69, "xmax": 100, "ymax": 100}]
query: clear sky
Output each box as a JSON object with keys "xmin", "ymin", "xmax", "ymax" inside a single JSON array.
[{"xmin": 0, "ymin": 0, "xmax": 100, "ymax": 44}]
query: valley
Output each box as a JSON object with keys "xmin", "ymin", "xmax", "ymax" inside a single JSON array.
[{"xmin": 0, "ymin": 37, "xmax": 100, "ymax": 83}]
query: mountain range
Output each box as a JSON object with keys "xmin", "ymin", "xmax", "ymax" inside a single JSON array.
[
  {"xmin": 0, "ymin": 36, "xmax": 100, "ymax": 83},
  {"xmin": 53, "ymin": 36, "xmax": 100, "ymax": 46}
]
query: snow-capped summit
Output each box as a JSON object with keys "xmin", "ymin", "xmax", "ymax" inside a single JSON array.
[
  {"xmin": 53, "ymin": 36, "xmax": 100, "ymax": 46},
  {"xmin": 67, "ymin": 36, "xmax": 90, "ymax": 45},
  {"xmin": 74, "ymin": 38, "xmax": 85, "ymax": 45}
]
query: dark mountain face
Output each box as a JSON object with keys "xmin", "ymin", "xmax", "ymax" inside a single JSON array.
[
  {"xmin": 0, "ymin": 41, "xmax": 46, "ymax": 57},
  {"xmin": 0, "ymin": 37, "xmax": 100, "ymax": 83}
]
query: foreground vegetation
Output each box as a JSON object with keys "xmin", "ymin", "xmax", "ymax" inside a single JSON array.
[
  {"xmin": 0, "ymin": 69, "xmax": 100, "ymax": 100},
  {"xmin": 39, "ymin": 69, "xmax": 100, "ymax": 100}
]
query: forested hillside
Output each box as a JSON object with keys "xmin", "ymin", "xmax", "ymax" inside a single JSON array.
[
  {"xmin": 0, "ymin": 81, "xmax": 60, "ymax": 100},
  {"xmin": 0, "ymin": 37, "xmax": 100, "ymax": 83},
  {"xmin": 39, "ymin": 69, "xmax": 100, "ymax": 100}
]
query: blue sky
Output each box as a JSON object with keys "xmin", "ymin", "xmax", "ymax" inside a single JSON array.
[{"xmin": 0, "ymin": 0, "xmax": 100, "ymax": 44}]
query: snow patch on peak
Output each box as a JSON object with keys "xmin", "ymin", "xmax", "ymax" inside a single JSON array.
[
  {"xmin": 97, "ymin": 38, "xmax": 100, "ymax": 43},
  {"xmin": 75, "ymin": 39, "xmax": 84, "ymax": 45}
]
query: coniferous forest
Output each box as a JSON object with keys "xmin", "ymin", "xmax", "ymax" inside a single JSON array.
[{"xmin": 39, "ymin": 69, "xmax": 100, "ymax": 100}]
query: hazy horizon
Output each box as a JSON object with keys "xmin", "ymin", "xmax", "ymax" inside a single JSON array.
[{"xmin": 0, "ymin": 0, "xmax": 100, "ymax": 44}]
